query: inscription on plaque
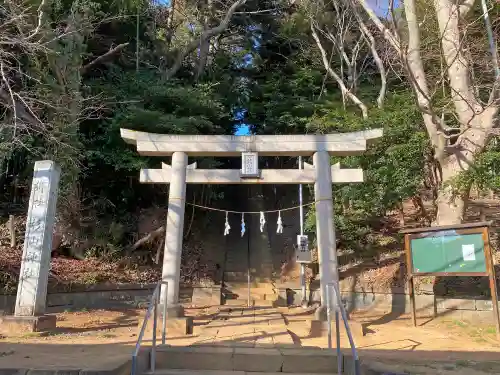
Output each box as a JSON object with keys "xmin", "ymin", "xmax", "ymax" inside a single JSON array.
[
  {"xmin": 15, "ymin": 161, "xmax": 60, "ymax": 317},
  {"xmin": 296, "ymin": 235, "xmax": 311, "ymax": 263},
  {"xmin": 241, "ymin": 152, "xmax": 259, "ymax": 177}
]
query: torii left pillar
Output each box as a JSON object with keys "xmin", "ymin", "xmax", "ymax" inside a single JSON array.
[{"xmin": 161, "ymin": 151, "xmax": 187, "ymax": 316}]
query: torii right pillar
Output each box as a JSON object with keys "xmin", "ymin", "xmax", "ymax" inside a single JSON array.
[{"xmin": 314, "ymin": 150, "xmax": 338, "ymax": 320}]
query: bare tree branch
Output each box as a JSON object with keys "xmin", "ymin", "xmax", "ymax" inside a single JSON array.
[
  {"xmin": 403, "ymin": 0, "xmax": 442, "ymax": 147},
  {"xmin": 0, "ymin": 86, "xmax": 39, "ymax": 126},
  {"xmin": 128, "ymin": 226, "xmax": 164, "ymax": 253},
  {"xmin": 80, "ymin": 43, "xmax": 129, "ymax": 74},
  {"xmin": 166, "ymin": 0, "xmax": 247, "ymax": 79},
  {"xmin": 355, "ymin": 0, "xmax": 401, "ymax": 51},
  {"xmin": 311, "ymin": 22, "xmax": 368, "ymax": 119},
  {"xmin": 356, "ymin": 15, "xmax": 387, "ymax": 108},
  {"xmin": 27, "ymin": 0, "xmax": 48, "ymax": 40},
  {"xmin": 434, "ymin": 0, "xmax": 482, "ymax": 120}
]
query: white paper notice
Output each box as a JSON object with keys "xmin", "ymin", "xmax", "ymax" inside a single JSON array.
[{"xmin": 462, "ymin": 244, "xmax": 475, "ymax": 261}]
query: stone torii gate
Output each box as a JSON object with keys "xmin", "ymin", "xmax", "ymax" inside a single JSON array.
[{"xmin": 121, "ymin": 128, "xmax": 383, "ymax": 316}]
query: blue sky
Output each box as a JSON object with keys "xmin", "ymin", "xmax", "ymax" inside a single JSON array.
[
  {"xmin": 235, "ymin": 124, "xmax": 251, "ymax": 135},
  {"xmin": 234, "ymin": 108, "xmax": 251, "ymax": 135}
]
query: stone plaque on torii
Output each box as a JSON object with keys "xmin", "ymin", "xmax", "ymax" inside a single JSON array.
[{"xmin": 121, "ymin": 128, "xmax": 383, "ymax": 317}]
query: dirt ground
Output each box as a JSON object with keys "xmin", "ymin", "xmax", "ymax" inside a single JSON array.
[{"xmin": 1, "ymin": 306, "xmax": 500, "ymax": 374}]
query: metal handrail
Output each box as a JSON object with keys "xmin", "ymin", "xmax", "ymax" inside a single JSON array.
[
  {"xmin": 326, "ymin": 282, "xmax": 360, "ymax": 375},
  {"xmin": 131, "ymin": 281, "xmax": 168, "ymax": 375}
]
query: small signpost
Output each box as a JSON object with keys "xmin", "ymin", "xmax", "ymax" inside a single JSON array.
[
  {"xmin": 296, "ymin": 234, "xmax": 312, "ymax": 263},
  {"xmin": 402, "ymin": 222, "xmax": 500, "ymax": 335}
]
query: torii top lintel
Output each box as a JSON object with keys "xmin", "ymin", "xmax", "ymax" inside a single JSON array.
[{"xmin": 120, "ymin": 128, "xmax": 383, "ymax": 156}]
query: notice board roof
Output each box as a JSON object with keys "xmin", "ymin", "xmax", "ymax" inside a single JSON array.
[{"xmin": 400, "ymin": 221, "xmax": 493, "ymax": 234}]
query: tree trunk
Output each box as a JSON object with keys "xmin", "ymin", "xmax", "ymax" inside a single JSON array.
[
  {"xmin": 196, "ymin": 35, "xmax": 210, "ymax": 80},
  {"xmin": 434, "ymin": 107, "xmax": 497, "ymax": 226},
  {"xmin": 435, "ymin": 186, "xmax": 467, "ymax": 226},
  {"xmin": 434, "ymin": 154, "xmax": 468, "ymax": 225}
]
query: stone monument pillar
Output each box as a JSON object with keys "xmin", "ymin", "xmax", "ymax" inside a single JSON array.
[
  {"xmin": 313, "ymin": 151, "xmax": 339, "ymax": 319},
  {"xmin": 1, "ymin": 161, "xmax": 60, "ymax": 333},
  {"xmin": 160, "ymin": 151, "xmax": 187, "ymax": 316}
]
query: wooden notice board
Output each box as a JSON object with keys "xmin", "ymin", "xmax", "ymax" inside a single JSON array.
[
  {"xmin": 410, "ymin": 231, "xmax": 487, "ymax": 275},
  {"xmin": 401, "ymin": 222, "xmax": 500, "ymax": 335}
]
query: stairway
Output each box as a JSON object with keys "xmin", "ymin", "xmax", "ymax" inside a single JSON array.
[
  {"xmin": 141, "ymin": 341, "xmax": 405, "ymax": 375},
  {"xmin": 133, "ymin": 307, "xmax": 396, "ymax": 375},
  {"xmin": 222, "ymin": 186, "xmax": 277, "ymax": 306},
  {"xmin": 150, "ymin": 346, "xmax": 344, "ymax": 372},
  {"xmin": 222, "ymin": 209, "xmax": 251, "ymax": 305},
  {"xmin": 141, "ymin": 344, "xmax": 390, "ymax": 375}
]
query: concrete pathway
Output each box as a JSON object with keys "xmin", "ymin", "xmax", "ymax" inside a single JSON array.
[
  {"xmin": 2, "ymin": 306, "xmax": 500, "ymax": 372},
  {"xmin": 194, "ymin": 307, "xmax": 295, "ymax": 347}
]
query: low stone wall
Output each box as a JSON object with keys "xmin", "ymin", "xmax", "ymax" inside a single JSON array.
[
  {"xmin": 277, "ymin": 286, "xmax": 497, "ymax": 315},
  {"xmin": 0, "ymin": 284, "xmax": 222, "ymax": 314},
  {"xmin": 1, "ymin": 282, "xmax": 496, "ymax": 320}
]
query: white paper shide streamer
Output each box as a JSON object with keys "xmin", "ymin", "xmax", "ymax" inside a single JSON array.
[
  {"xmin": 276, "ymin": 211, "xmax": 283, "ymax": 234},
  {"xmin": 259, "ymin": 212, "xmax": 266, "ymax": 232},
  {"xmin": 224, "ymin": 211, "xmax": 230, "ymax": 236},
  {"xmin": 241, "ymin": 213, "xmax": 246, "ymax": 237}
]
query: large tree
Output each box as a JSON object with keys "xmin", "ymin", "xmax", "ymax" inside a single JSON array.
[{"xmin": 308, "ymin": 0, "xmax": 499, "ymax": 225}]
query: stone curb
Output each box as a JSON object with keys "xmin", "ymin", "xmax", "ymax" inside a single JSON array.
[{"xmin": 0, "ymin": 349, "xmax": 149, "ymax": 375}]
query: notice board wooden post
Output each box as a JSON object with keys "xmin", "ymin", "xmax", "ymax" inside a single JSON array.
[
  {"xmin": 402, "ymin": 222, "xmax": 500, "ymax": 336},
  {"xmin": 483, "ymin": 226, "xmax": 500, "ymax": 336}
]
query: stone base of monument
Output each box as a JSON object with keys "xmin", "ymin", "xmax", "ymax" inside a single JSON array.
[
  {"xmin": 0, "ymin": 314, "xmax": 56, "ymax": 334},
  {"xmin": 165, "ymin": 304, "xmax": 185, "ymax": 317},
  {"xmin": 309, "ymin": 318, "xmax": 365, "ymax": 337},
  {"xmin": 137, "ymin": 314, "xmax": 194, "ymax": 336},
  {"xmin": 191, "ymin": 286, "xmax": 222, "ymax": 306}
]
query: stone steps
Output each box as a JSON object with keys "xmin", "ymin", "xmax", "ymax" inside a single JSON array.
[
  {"xmin": 222, "ymin": 283, "xmax": 277, "ymax": 306},
  {"xmin": 147, "ymin": 370, "xmax": 334, "ymax": 375},
  {"xmin": 148, "ymin": 367, "xmax": 387, "ymax": 375},
  {"xmin": 147, "ymin": 346, "xmax": 391, "ymax": 374},
  {"xmin": 224, "ymin": 285, "xmax": 275, "ymax": 294},
  {"xmin": 224, "ymin": 292, "xmax": 276, "ymax": 302},
  {"xmin": 224, "ymin": 282, "xmax": 275, "ymax": 290},
  {"xmin": 152, "ymin": 346, "xmax": 345, "ymax": 373},
  {"xmin": 223, "ymin": 272, "xmax": 274, "ymax": 284},
  {"xmin": 224, "ymin": 299, "xmax": 274, "ymax": 307}
]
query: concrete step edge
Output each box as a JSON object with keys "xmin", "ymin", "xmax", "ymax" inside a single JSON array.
[
  {"xmin": 223, "ymin": 282, "xmax": 276, "ymax": 288},
  {"xmin": 149, "ymin": 361, "xmax": 403, "ymax": 375},
  {"xmin": 223, "ymin": 292, "xmax": 277, "ymax": 299},
  {"xmin": 153, "ymin": 346, "xmax": 347, "ymax": 374},
  {"xmin": 147, "ymin": 370, "xmax": 345, "ymax": 375},
  {"xmin": 155, "ymin": 345, "xmax": 339, "ymax": 355},
  {"xmin": 223, "ymin": 285, "xmax": 275, "ymax": 290}
]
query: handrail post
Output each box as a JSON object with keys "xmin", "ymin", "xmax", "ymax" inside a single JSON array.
[
  {"xmin": 162, "ymin": 282, "xmax": 168, "ymax": 345},
  {"xmin": 326, "ymin": 284, "xmax": 332, "ymax": 349},
  {"xmin": 335, "ymin": 309, "xmax": 342, "ymax": 375},
  {"xmin": 151, "ymin": 287, "xmax": 158, "ymax": 372},
  {"xmin": 131, "ymin": 355, "xmax": 137, "ymax": 375},
  {"xmin": 131, "ymin": 281, "xmax": 169, "ymax": 375},
  {"xmin": 331, "ymin": 284, "xmax": 342, "ymax": 375},
  {"xmin": 330, "ymin": 282, "xmax": 360, "ymax": 375}
]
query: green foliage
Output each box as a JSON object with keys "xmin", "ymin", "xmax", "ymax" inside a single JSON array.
[
  {"xmin": 320, "ymin": 93, "xmax": 428, "ymax": 216},
  {"xmin": 79, "ymin": 67, "xmax": 233, "ymax": 215},
  {"xmin": 302, "ymin": 93, "xmax": 428, "ymax": 254},
  {"xmin": 451, "ymin": 143, "xmax": 500, "ymax": 195},
  {"xmin": 83, "ymin": 69, "xmax": 230, "ymax": 171}
]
